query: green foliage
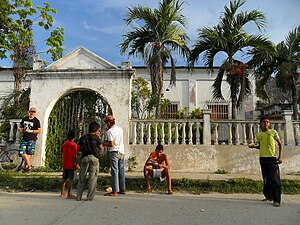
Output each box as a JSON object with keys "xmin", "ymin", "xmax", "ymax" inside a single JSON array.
[
  {"xmin": 121, "ymin": 0, "xmax": 189, "ymax": 118},
  {"xmin": 131, "ymin": 78, "xmax": 154, "ymax": 119},
  {"xmin": 0, "ymin": 0, "xmax": 64, "ymax": 94},
  {"xmin": 45, "ymin": 90, "xmax": 111, "ymax": 171},
  {"xmin": 215, "ymin": 169, "xmax": 228, "ymax": 174},
  {"xmin": 127, "ymin": 156, "xmax": 138, "ymax": 172},
  {"xmin": 1, "ymin": 172, "xmax": 300, "ymax": 195},
  {"xmin": 189, "ymin": 0, "xmax": 272, "ymax": 119},
  {"xmin": 0, "ymin": 88, "xmax": 31, "ymax": 119}
]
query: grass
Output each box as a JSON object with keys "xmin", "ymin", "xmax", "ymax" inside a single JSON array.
[{"xmin": 0, "ymin": 171, "xmax": 299, "ymax": 195}]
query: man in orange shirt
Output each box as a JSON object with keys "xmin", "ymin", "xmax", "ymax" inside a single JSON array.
[{"xmin": 144, "ymin": 144, "xmax": 173, "ymax": 194}]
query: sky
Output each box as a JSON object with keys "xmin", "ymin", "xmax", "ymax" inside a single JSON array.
[{"xmin": 1, "ymin": 0, "xmax": 299, "ymax": 68}]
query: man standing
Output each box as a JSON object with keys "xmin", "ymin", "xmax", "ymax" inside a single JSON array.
[
  {"xmin": 76, "ymin": 122, "xmax": 103, "ymax": 201},
  {"xmin": 18, "ymin": 107, "xmax": 41, "ymax": 172},
  {"xmin": 102, "ymin": 115, "xmax": 126, "ymax": 196},
  {"xmin": 248, "ymin": 116, "xmax": 283, "ymax": 207}
]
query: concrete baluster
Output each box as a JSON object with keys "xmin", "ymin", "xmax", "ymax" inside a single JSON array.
[{"xmin": 161, "ymin": 122, "xmax": 165, "ymax": 145}]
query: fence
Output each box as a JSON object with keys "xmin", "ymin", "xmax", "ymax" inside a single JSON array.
[
  {"xmin": 130, "ymin": 110, "xmax": 299, "ymax": 146},
  {"xmin": 2, "ymin": 110, "xmax": 299, "ymax": 146}
]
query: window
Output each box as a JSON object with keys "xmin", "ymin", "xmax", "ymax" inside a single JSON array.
[
  {"xmin": 207, "ymin": 100, "xmax": 229, "ymax": 120},
  {"xmin": 161, "ymin": 101, "xmax": 179, "ymax": 119}
]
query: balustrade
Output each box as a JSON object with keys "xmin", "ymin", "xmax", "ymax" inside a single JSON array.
[
  {"xmin": 1, "ymin": 110, "xmax": 298, "ymax": 146},
  {"xmin": 130, "ymin": 118, "xmax": 294, "ymax": 146},
  {"xmin": 130, "ymin": 119, "xmax": 204, "ymax": 145}
]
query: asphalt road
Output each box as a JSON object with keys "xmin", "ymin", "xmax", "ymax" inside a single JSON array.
[{"xmin": 0, "ymin": 191, "xmax": 299, "ymax": 225}]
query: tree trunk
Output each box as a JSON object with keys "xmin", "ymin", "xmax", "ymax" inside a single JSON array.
[
  {"xmin": 13, "ymin": 65, "xmax": 25, "ymax": 104},
  {"xmin": 291, "ymin": 81, "xmax": 298, "ymax": 120}
]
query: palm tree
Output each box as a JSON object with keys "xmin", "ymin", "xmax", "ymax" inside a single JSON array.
[
  {"xmin": 188, "ymin": 0, "xmax": 273, "ymax": 119},
  {"xmin": 120, "ymin": 0, "xmax": 189, "ymax": 118},
  {"xmin": 250, "ymin": 25, "xmax": 300, "ymax": 120}
]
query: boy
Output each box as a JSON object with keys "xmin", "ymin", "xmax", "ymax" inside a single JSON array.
[
  {"xmin": 248, "ymin": 116, "xmax": 283, "ymax": 207},
  {"xmin": 144, "ymin": 144, "xmax": 173, "ymax": 195},
  {"xmin": 60, "ymin": 130, "xmax": 80, "ymax": 198}
]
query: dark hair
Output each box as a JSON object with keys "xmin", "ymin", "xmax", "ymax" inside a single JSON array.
[
  {"xmin": 259, "ymin": 115, "xmax": 270, "ymax": 124},
  {"xmin": 155, "ymin": 144, "xmax": 164, "ymax": 151},
  {"xmin": 67, "ymin": 130, "xmax": 76, "ymax": 140},
  {"xmin": 89, "ymin": 122, "xmax": 100, "ymax": 133}
]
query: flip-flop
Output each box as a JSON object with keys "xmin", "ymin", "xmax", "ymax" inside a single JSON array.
[
  {"xmin": 104, "ymin": 192, "xmax": 118, "ymax": 196},
  {"xmin": 273, "ymin": 202, "xmax": 281, "ymax": 207}
]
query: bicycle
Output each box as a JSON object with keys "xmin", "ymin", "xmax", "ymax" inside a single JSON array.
[{"xmin": 0, "ymin": 142, "xmax": 23, "ymax": 171}]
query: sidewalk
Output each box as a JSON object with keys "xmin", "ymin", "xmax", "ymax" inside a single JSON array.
[{"xmin": 44, "ymin": 171, "xmax": 300, "ymax": 181}]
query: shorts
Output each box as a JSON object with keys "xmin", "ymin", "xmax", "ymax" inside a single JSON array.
[
  {"xmin": 62, "ymin": 169, "xmax": 76, "ymax": 180},
  {"xmin": 19, "ymin": 140, "xmax": 36, "ymax": 156},
  {"xmin": 151, "ymin": 169, "xmax": 165, "ymax": 182}
]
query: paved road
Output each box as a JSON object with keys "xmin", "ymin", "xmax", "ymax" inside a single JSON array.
[{"xmin": 0, "ymin": 191, "xmax": 299, "ymax": 225}]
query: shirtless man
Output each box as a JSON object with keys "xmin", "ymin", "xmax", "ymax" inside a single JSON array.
[{"xmin": 144, "ymin": 144, "xmax": 173, "ymax": 194}]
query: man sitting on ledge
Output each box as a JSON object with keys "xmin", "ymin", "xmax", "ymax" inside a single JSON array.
[{"xmin": 144, "ymin": 144, "xmax": 173, "ymax": 195}]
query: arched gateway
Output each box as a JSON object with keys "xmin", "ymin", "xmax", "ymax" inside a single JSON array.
[{"xmin": 27, "ymin": 47, "xmax": 134, "ymax": 166}]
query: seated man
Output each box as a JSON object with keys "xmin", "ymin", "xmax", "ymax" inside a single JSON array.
[{"xmin": 144, "ymin": 144, "xmax": 173, "ymax": 194}]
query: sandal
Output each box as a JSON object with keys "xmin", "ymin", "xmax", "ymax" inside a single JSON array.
[
  {"xmin": 118, "ymin": 190, "xmax": 126, "ymax": 195},
  {"xmin": 27, "ymin": 165, "xmax": 33, "ymax": 172},
  {"xmin": 273, "ymin": 202, "xmax": 281, "ymax": 207},
  {"xmin": 104, "ymin": 192, "xmax": 118, "ymax": 197}
]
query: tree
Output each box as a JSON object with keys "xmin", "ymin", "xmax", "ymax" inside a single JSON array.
[
  {"xmin": 120, "ymin": 0, "xmax": 189, "ymax": 118},
  {"xmin": 0, "ymin": 0, "xmax": 64, "ymax": 99},
  {"xmin": 250, "ymin": 25, "xmax": 300, "ymax": 120},
  {"xmin": 188, "ymin": 0, "xmax": 273, "ymax": 119},
  {"xmin": 131, "ymin": 77, "xmax": 155, "ymax": 119}
]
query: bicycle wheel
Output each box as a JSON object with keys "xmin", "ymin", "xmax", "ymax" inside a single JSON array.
[{"xmin": 0, "ymin": 149, "xmax": 23, "ymax": 171}]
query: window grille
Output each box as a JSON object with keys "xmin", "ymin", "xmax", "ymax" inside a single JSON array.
[
  {"xmin": 161, "ymin": 101, "xmax": 179, "ymax": 119},
  {"xmin": 206, "ymin": 100, "xmax": 229, "ymax": 120}
]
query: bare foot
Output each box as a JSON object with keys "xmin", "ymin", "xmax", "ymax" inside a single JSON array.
[
  {"xmin": 60, "ymin": 194, "xmax": 67, "ymax": 198},
  {"xmin": 144, "ymin": 187, "xmax": 151, "ymax": 193},
  {"xmin": 167, "ymin": 191, "xmax": 173, "ymax": 195},
  {"xmin": 67, "ymin": 195, "xmax": 76, "ymax": 199}
]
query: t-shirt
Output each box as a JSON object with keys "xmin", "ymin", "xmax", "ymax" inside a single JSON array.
[
  {"xmin": 62, "ymin": 140, "xmax": 78, "ymax": 170},
  {"xmin": 106, "ymin": 124, "xmax": 124, "ymax": 154},
  {"xmin": 256, "ymin": 129, "xmax": 280, "ymax": 157},
  {"xmin": 20, "ymin": 116, "xmax": 41, "ymax": 141},
  {"xmin": 79, "ymin": 134, "xmax": 102, "ymax": 158}
]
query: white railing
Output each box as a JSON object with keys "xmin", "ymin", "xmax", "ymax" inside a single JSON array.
[
  {"xmin": 1, "ymin": 110, "xmax": 299, "ymax": 146},
  {"xmin": 211, "ymin": 120, "xmax": 285, "ymax": 145},
  {"xmin": 130, "ymin": 119, "xmax": 204, "ymax": 145},
  {"xmin": 130, "ymin": 110, "xmax": 299, "ymax": 146},
  {"xmin": 0, "ymin": 119, "xmax": 21, "ymax": 143}
]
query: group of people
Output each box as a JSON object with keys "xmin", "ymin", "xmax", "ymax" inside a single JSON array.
[
  {"xmin": 18, "ymin": 108, "xmax": 283, "ymax": 207},
  {"xmin": 60, "ymin": 115, "xmax": 126, "ymax": 200}
]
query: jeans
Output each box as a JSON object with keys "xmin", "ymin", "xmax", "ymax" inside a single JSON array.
[
  {"xmin": 110, "ymin": 151, "xmax": 125, "ymax": 193},
  {"xmin": 77, "ymin": 155, "xmax": 99, "ymax": 200},
  {"xmin": 259, "ymin": 157, "xmax": 281, "ymax": 203}
]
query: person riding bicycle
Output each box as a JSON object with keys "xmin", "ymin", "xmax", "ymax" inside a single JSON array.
[{"xmin": 18, "ymin": 107, "xmax": 41, "ymax": 172}]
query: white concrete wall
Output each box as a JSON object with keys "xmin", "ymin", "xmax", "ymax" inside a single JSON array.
[
  {"xmin": 134, "ymin": 67, "xmax": 257, "ymax": 119},
  {"xmin": 27, "ymin": 70, "xmax": 133, "ymax": 166},
  {"xmin": 130, "ymin": 145, "xmax": 300, "ymax": 174}
]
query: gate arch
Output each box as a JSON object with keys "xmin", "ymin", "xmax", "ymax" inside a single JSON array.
[
  {"xmin": 26, "ymin": 47, "xmax": 134, "ymax": 167},
  {"xmin": 46, "ymin": 89, "xmax": 111, "ymax": 169}
]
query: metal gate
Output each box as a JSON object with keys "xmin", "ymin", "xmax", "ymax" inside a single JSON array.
[{"xmin": 45, "ymin": 90, "xmax": 112, "ymax": 170}]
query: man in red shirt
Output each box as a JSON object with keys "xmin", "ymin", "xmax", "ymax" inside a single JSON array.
[{"xmin": 60, "ymin": 130, "xmax": 80, "ymax": 198}]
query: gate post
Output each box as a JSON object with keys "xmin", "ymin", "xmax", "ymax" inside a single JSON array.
[{"xmin": 202, "ymin": 109, "xmax": 211, "ymax": 146}]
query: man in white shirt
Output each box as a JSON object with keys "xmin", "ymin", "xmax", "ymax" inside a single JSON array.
[{"xmin": 102, "ymin": 115, "xmax": 126, "ymax": 196}]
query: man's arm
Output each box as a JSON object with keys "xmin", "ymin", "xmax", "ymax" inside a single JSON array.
[
  {"xmin": 160, "ymin": 154, "xmax": 170, "ymax": 169},
  {"xmin": 102, "ymin": 141, "xmax": 115, "ymax": 147},
  {"xmin": 276, "ymin": 139, "xmax": 283, "ymax": 164}
]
